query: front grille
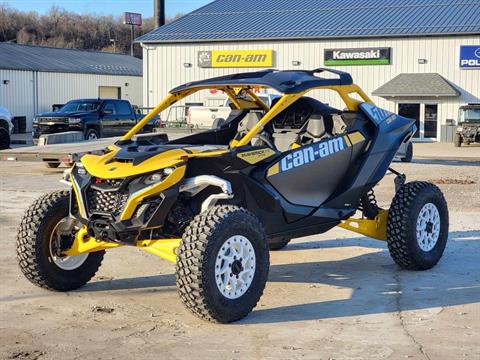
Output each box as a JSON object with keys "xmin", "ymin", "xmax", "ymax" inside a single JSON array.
[
  {"xmin": 86, "ymin": 179, "xmax": 129, "ymax": 217},
  {"xmin": 38, "ymin": 117, "xmax": 68, "ymax": 124}
]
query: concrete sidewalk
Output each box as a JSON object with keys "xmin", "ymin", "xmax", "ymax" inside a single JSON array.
[{"xmin": 413, "ymin": 142, "xmax": 480, "ymax": 161}]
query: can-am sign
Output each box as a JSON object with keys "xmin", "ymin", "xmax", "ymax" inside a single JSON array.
[
  {"xmin": 198, "ymin": 50, "xmax": 274, "ymax": 68},
  {"xmin": 324, "ymin": 48, "xmax": 391, "ymax": 66},
  {"xmin": 460, "ymin": 45, "xmax": 480, "ymax": 69}
]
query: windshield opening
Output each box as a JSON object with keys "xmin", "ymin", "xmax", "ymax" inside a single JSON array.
[
  {"xmin": 60, "ymin": 101, "xmax": 100, "ymax": 113},
  {"xmin": 459, "ymin": 108, "xmax": 480, "ymax": 123}
]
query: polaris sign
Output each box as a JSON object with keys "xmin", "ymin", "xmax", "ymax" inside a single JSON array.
[
  {"xmin": 460, "ymin": 46, "xmax": 480, "ymax": 69},
  {"xmin": 324, "ymin": 47, "xmax": 391, "ymax": 66}
]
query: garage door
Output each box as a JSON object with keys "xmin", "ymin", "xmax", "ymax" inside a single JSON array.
[{"xmin": 99, "ymin": 86, "xmax": 121, "ymax": 99}]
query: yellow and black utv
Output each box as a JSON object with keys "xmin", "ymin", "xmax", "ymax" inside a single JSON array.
[{"xmin": 16, "ymin": 69, "xmax": 449, "ymax": 323}]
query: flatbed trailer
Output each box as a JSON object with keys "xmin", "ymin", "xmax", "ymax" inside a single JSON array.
[{"xmin": 0, "ymin": 129, "xmax": 201, "ymax": 165}]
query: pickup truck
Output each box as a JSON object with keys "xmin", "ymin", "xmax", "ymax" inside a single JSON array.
[
  {"xmin": 0, "ymin": 106, "xmax": 14, "ymax": 150},
  {"xmin": 33, "ymin": 99, "xmax": 158, "ymax": 141},
  {"xmin": 186, "ymin": 94, "xmax": 278, "ymax": 129}
]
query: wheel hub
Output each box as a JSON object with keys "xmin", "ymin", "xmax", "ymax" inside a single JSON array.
[
  {"xmin": 50, "ymin": 217, "xmax": 88, "ymax": 270},
  {"xmin": 416, "ymin": 203, "xmax": 441, "ymax": 252},
  {"xmin": 215, "ymin": 235, "xmax": 256, "ymax": 299}
]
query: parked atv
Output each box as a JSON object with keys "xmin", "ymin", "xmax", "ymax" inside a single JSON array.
[
  {"xmin": 16, "ymin": 68, "xmax": 449, "ymax": 323},
  {"xmin": 454, "ymin": 103, "xmax": 480, "ymax": 147}
]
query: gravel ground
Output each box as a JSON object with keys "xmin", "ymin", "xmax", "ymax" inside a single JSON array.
[{"xmin": 0, "ymin": 154, "xmax": 479, "ymax": 360}]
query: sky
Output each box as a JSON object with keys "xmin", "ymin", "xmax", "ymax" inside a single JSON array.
[{"xmin": 4, "ymin": 0, "xmax": 212, "ymax": 17}]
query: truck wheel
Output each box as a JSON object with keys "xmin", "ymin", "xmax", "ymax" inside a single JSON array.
[
  {"xmin": 400, "ymin": 142, "xmax": 413, "ymax": 162},
  {"xmin": 176, "ymin": 205, "xmax": 269, "ymax": 323},
  {"xmin": 387, "ymin": 182, "xmax": 448, "ymax": 270},
  {"xmin": 45, "ymin": 162, "xmax": 61, "ymax": 168},
  {"xmin": 85, "ymin": 128, "xmax": 99, "ymax": 140},
  {"xmin": 16, "ymin": 190, "xmax": 104, "ymax": 291},
  {"xmin": 268, "ymin": 237, "xmax": 291, "ymax": 250},
  {"xmin": 0, "ymin": 128, "xmax": 10, "ymax": 150},
  {"xmin": 454, "ymin": 133, "xmax": 462, "ymax": 147}
]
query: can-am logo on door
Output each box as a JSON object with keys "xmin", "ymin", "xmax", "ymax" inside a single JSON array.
[
  {"xmin": 460, "ymin": 45, "xmax": 480, "ymax": 69},
  {"xmin": 324, "ymin": 47, "xmax": 391, "ymax": 66}
]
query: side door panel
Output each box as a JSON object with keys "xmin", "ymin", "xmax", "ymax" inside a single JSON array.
[
  {"xmin": 266, "ymin": 135, "xmax": 353, "ymax": 207},
  {"xmin": 100, "ymin": 101, "xmax": 119, "ymax": 137}
]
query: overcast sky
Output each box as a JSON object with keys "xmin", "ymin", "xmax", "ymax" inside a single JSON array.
[{"xmin": 4, "ymin": 0, "xmax": 211, "ymax": 17}]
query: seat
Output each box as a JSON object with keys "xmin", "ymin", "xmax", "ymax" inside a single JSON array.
[{"xmin": 293, "ymin": 114, "xmax": 333, "ymax": 146}]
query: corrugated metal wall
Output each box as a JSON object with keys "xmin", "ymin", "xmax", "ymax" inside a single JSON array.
[
  {"xmin": 143, "ymin": 35, "xmax": 480, "ymax": 140},
  {"xmin": 0, "ymin": 70, "xmax": 143, "ymax": 131}
]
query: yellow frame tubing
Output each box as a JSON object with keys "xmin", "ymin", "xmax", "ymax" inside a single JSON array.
[
  {"xmin": 337, "ymin": 209, "xmax": 388, "ymax": 241},
  {"xmin": 246, "ymin": 89, "xmax": 270, "ymax": 111},
  {"xmin": 65, "ymin": 228, "xmax": 181, "ymax": 263}
]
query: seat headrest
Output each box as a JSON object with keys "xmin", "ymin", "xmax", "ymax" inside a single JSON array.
[{"xmin": 306, "ymin": 115, "xmax": 326, "ymax": 138}]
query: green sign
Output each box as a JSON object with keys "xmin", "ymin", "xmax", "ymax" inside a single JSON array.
[{"xmin": 324, "ymin": 48, "xmax": 391, "ymax": 66}]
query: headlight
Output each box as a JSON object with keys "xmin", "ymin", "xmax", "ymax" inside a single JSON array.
[
  {"xmin": 68, "ymin": 117, "xmax": 82, "ymax": 124},
  {"xmin": 457, "ymin": 126, "xmax": 463, "ymax": 132},
  {"xmin": 143, "ymin": 168, "xmax": 174, "ymax": 185}
]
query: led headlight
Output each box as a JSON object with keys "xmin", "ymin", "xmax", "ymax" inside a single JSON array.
[
  {"xmin": 68, "ymin": 117, "xmax": 82, "ymax": 124},
  {"xmin": 76, "ymin": 162, "xmax": 87, "ymax": 176},
  {"xmin": 144, "ymin": 172, "xmax": 164, "ymax": 185}
]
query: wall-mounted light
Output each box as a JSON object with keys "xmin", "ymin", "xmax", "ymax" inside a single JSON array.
[
  {"xmin": 184, "ymin": 63, "xmax": 193, "ymax": 68},
  {"xmin": 418, "ymin": 59, "xmax": 428, "ymax": 64},
  {"xmin": 3, "ymin": 80, "xmax": 10, "ymax": 85},
  {"xmin": 292, "ymin": 61, "xmax": 301, "ymax": 66},
  {"xmin": 125, "ymin": 82, "xmax": 129, "ymax": 87}
]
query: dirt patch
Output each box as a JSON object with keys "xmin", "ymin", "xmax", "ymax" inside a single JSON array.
[{"xmin": 427, "ymin": 178, "xmax": 476, "ymax": 185}]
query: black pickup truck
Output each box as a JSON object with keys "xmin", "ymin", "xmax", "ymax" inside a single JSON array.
[{"xmin": 32, "ymin": 99, "xmax": 158, "ymax": 140}]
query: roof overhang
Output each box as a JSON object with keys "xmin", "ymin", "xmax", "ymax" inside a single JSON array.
[{"xmin": 373, "ymin": 73, "xmax": 460, "ymax": 98}]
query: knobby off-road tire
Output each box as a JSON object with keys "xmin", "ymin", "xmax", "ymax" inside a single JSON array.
[
  {"xmin": 387, "ymin": 181, "xmax": 448, "ymax": 270},
  {"xmin": 176, "ymin": 205, "xmax": 269, "ymax": 323},
  {"xmin": 268, "ymin": 237, "xmax": 291, "ymax": 250},
  {"xmin": 454, "ymin": 133, "xmax": 462, "ymax": 147},
  {"xmin": 16, "ymin": 190, "xmax": 104, "ymax": 291}
]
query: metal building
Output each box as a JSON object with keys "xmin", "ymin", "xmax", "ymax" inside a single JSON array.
[
  {"xmin": 137, "ymin": 0, "xmax": 480, "ymax": 142},
  {"xmin": 0, "ymin": 43, "xmax": 143, "ymax": 131}
]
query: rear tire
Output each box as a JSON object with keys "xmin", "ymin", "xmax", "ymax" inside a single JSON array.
[
  {"xmin": 401, "ymin": 142, "xmax": 413, "ymax": 162},
  {"xmin": 387, "ymin": 182, "xmax": 448, "ymax": 270},
  {"xmin": 45, "ymin": 162, "xmax": 60, "ymax": 168},
  {"xmin": 176, "ymin": 205, "xmax": 269, "ymax": 323},
  {"xmin": 16, "ymin": 190, "xmax": 104, "ymax": 291},
  {"xmin": 0, "ymin": 128, "xmax": 10, "ymax": 150},
  {"xmin": 454, "ymin": 133, "xmax": 462, "ymax": 147},
  {"xmin": 268, "ymin": 237, "xmax": 291, "ymax": 250}
]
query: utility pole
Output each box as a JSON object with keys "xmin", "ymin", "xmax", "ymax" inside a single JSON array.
[
  {"xmin": 130, "ymin": 25, "xmax": 134, "ymax": 56},
  {"xmin": 154, "ymin": 0, "xmax": 166, "ymax": 28}
]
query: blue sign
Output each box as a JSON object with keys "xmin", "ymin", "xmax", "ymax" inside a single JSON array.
[{"xmin": 460, "ymin": 45, "xmax": 480, "ymax": 69}]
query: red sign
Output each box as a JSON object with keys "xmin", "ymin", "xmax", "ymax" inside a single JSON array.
[{"xmin": 124, "ymin": 12, "xmax": 142, "ymax": 26}]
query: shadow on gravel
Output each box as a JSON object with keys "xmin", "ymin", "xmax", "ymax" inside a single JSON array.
[
  {"xmin": 243, "ymin": 230, "xmax": 480, "ymax": 324},
  {"xmin": 82, "ymin": 274, "xmax": 176, "ymax": 292}
]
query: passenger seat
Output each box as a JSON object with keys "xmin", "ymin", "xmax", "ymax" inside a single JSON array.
[{"xmin": 293, "ymin": 114, "xmax": 333, "ymax": 146}]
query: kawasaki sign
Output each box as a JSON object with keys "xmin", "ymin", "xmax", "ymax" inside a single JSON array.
[{"xmin": 324, "ymin": 47, "xmax": 391, "ymax": 66}]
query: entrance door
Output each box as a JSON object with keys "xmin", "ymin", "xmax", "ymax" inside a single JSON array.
[
  {"xmin": 424, "ymin": 104, "xmax": 438, "ymax": 138},
  {"xmin": 99, "ymin": 86, "xmax": 121, "ymax": 99},
  {"xmin": 398, "ymin": 103, "xmax": 420, "ymax": 138}
]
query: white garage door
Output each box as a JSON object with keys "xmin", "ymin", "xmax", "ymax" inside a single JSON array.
[{"xmin": 99, "ymin": 86, "xmax": 121, "ymax": 99}]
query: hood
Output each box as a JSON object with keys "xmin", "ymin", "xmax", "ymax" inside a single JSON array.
[
  {"xmin": 38, "ymin": 111, "xmax": 89, "ymax": 118},
  {"xmin": 80, "ymin": 143, "xmax": 227, "ymax": 179}
]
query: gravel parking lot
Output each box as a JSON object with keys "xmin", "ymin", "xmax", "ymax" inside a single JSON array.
[{"xmin": 0, "ymin": 146, "xmax": 479, "ymax": 360}]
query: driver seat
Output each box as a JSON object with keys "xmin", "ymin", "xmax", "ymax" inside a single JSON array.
[{"xmin": 293, "ymin": 114, "xmax": 333, "ymax": 147}]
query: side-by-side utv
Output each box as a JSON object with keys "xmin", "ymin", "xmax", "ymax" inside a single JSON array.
[{"xmin": 16, "ymin": 68, "xmax": 449, "ymax": 323}]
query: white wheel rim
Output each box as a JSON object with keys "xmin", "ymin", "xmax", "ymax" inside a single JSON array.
[
  {"xmin": 416, "ymin": 203, "xmax": 441, "ymax": 252},
  {"xmin": 49, "ymin": 217, "xmax": 88, "ymax": 270},
  {"xmin": 215, "ymin": 235, "xmax": 256, "ymax": 299}
]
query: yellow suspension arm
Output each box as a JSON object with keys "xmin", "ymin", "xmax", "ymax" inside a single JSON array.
[{"xmin": 337, "ymin": 210, "xmax": 388, "ymax": 241}]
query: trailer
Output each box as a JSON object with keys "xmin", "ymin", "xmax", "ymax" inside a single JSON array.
[{"xmin": 0, "ymin": 129, "xmax": 202, "ymax": 167}]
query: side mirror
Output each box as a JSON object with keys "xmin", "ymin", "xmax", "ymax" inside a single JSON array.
[{"xmin": 102, "ymin": 109, "xmax": 113, "ymax": 116}]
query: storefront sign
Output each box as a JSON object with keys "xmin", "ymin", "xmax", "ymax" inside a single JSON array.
[
  {"xmin": 460, "ymin": 45, "xmax": 480, "ymax": 69},
  {"xmin": 324, "ymin": 47, "xmax": 391, "ymax": 66},
  {"xmin": 123, "ymin": 12, "xmax": 142, "ymax": 26},
  {"xmin": 198, "ymin": 50, "xmax": 273, "ymax": 68}
]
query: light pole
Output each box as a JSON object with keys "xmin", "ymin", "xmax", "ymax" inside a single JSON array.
[
  {"xmin": 123, "ymin": 12, "xmax": 142, "ymax": 57},
  {"xmin": 110, "ymin": 38, "xmax": 116, "ymax": 53}
]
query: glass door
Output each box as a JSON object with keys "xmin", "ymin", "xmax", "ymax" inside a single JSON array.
[
  {"xmin": 398, "ymin": 103, "xmax": 420, "ymax": 138},
  {"xmin": 424, "ymin": 104, "xmax": 438, "ymax": 139}
]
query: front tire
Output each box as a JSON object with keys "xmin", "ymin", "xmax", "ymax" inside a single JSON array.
[
  {"xmin": 0, "ymin": 128, "xmax": 10, "ymax": 150},
  {"xmin": 387, "ymin": 182, "xmax": 449, "ymax": 270},
  {"xmin": 85, "ymin": 128, "xmax": 99, "ymax": 141},
  {"xmin": 454, "ymin": 133, "xmax": 462, "ymax": 147},
  {"xmin": 16, "ymin": 190, "xmax": 104, "ymax": 291},
  {"xmin": 176, "ymin": 205, "xmax": 269, "ymax": 323}
]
